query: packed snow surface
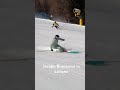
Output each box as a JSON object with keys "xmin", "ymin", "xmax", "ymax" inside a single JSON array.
[{"xmin": 35, "ymin": 18, "xmax": 85, "ymax": 90}]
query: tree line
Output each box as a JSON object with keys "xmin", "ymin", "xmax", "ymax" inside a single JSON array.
[{"xmin": 35, "ymin": 0, "xmax": 85, "ymax": 24}]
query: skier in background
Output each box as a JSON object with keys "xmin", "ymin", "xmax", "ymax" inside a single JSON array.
[
  {"xmin": 52, "ymin": 21, "xmax": 59, "ymax": 29},
  {"xmin": 50, "ymin": 15, "xmax": 53, "ymax": 20},
  {"xmin": 50, "ymin": 35, "xmax": 67, "ymax": 52}
]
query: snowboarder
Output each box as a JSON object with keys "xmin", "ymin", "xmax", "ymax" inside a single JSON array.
[
  {"xmin": 50, "ymin": 35, "xmax": 67, "ymax": 52},
  {"xmin": 52, "ymin": 21, "xmax": 59, "ymax": 29}
]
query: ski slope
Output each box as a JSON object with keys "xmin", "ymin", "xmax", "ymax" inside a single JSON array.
[{"xmin": 35, "ymin": 18, "xmax": 85, "ymax": 90}]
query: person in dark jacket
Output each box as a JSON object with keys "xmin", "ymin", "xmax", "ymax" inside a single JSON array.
[{"xmin": 52, "ymin": 21, "xmax": 59, "ymax": 29}]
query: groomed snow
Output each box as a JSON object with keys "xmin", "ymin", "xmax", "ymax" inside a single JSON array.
[{"xmin": 35, "ymin": 18, "xmax": 85, "ymax": 90}]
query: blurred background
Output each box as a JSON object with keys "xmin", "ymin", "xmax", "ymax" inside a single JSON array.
[{"xmin": 35, "ymin": 0, "xmax": 85, "ymax": 25}]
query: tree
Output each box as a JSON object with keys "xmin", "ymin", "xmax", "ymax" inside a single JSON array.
[{"xmin": 35, "ymin": 0, "xmax": 85, "ymax": 24}]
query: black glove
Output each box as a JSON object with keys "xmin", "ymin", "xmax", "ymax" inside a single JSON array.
[
  {"xmin": 63, "ymin": 39, "xmax": 65, "ymax": 41},
  {"xmin": 51, "ymin": 49, "xmax": 53, "ymax": 51}
]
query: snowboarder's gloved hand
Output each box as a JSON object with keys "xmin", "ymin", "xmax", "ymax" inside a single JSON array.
[
  {"xmin": 51, "ymin": 49, "xmax": 53, "ymax": 51},
  {"xmin": 63, "ymin": 39, "xmax": 65, "ymax": 41}
]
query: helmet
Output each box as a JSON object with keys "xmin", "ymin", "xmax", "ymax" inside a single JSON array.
[{"xmin": 55, "ymin": 35, "xmax": 59, "ymax": 37}]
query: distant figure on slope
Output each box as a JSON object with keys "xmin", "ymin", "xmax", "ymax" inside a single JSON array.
[
  {"xmin": 50, "ymin": 35, "xmax": 67, "ymax": 52},
  {"xmin": 52, "ymin": 21, "xmax": 59, "ymax": 29}
]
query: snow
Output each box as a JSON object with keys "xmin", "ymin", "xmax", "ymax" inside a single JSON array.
[{"xmin": 35, "ymin": 18, "xmax": 85, "ymax": 90}]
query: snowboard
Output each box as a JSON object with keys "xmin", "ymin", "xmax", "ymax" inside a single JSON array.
[{"xmin": 66, "ymin": 50, "xmax": 79, "ymax": 54}]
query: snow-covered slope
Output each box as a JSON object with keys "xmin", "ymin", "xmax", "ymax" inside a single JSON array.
[{"xmin": 35, "ymin": 18, "xmax": 85, "ymax": 90}]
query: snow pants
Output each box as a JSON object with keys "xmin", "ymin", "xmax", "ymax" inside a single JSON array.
[{"xmin": 52, "ymin": 44, "xmax": 66, "ymax": 52}]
